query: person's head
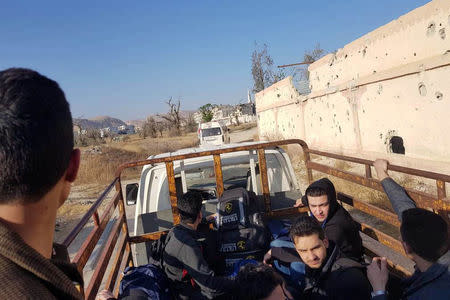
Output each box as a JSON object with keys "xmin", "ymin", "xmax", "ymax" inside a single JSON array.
[
  {"xmin": 290, "ymin": 216, "xmax": 329, "ymax": 269},
  {"xmin": 235, "ymin": 263, "xmax": 288, "ymax": 300},
  {"xmin": 177, "ymin": 191, "xmax": 203, "ymax": 225},
  {"xmin": 305, "ymin": 187, "xmax": 329, "ymax": 222},
  {"xmin": 0, "ymin": 68, "xmax": 79, "ymax": 206},
  {"xmin": 302, "ymin": 178, "xmax": 337, "ymax": 223},
  {"xmin": 400, "ymin": 208, "xmax": 448, "ymax": 262}
]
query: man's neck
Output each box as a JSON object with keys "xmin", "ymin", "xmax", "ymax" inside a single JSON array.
[
  {"xmin": 414, "ymin": 255, "xmax": 434, "ymax": 272},
  {"xmin": 183, "ymin": 222, "xmax": 198, "ymax": 231},
  {"xmin": 0, "ymin": 195, "xmax": 59, "ymax": 259}
]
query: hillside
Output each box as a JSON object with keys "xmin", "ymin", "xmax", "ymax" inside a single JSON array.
[{"xmin": 74, "ymin": 116, "xmax": 126, "ymax": 129}]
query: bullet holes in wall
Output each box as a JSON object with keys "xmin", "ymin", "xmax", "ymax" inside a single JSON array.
[{"xmin": 389, "ymin": 136, "xmax": 405, "ymax": 154}]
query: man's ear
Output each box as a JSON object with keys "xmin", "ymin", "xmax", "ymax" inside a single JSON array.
[
  {"xmin": 65, "ymin": 149, "xmax": 80, "ymax": 183},
  {"xmin": 323, "ymin": 238, "xmax": 329, "ymax": 248}
]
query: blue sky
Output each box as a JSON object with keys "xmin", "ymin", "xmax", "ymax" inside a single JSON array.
[{"xmin": 0, "ymin": 0, "xmax": 430, "ymax": 120}]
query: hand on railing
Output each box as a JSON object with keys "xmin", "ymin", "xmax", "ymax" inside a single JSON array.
[
  {"xmin": 294, "ymin": 198, "xmax": 305, "ymax": 207},
  {"xmin": 367, "ymin": 257, "xmax": 389, "ymax": 294},
  {"xmin": 95, "ymin": 289, "xmax": 116, "ymax": 300},
  {"xmin": 373, "ymin": 159, "xmax": 390, "ymax": 181}
]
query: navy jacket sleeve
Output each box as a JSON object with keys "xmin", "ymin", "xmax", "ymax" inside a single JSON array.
[{"xmin": 380, "ymin": 177, "xmax": 416, "ymax": 221}]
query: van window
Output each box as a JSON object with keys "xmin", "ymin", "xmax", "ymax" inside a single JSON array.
[{"xmin": 202, "ymin": 127, "xmax": 222, "ymax": 137}]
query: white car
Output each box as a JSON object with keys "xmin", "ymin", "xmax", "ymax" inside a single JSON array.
[{"xmin": 198, "ymin": 121, "xmax": 230, "ymax": 146}]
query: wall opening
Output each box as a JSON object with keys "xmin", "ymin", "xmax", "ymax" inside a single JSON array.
[{"xmin": 389, "ymin": 136, "xmax": 405, "ymax": 154}]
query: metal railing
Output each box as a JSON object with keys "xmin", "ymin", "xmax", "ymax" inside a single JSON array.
[{"xmin": 63, "ymin": 139, "xmax": 450, "ymax": 298}]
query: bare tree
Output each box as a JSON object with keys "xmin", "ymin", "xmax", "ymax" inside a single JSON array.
[
  {"xmin": 299, "ymin": 43, "xmax": 326, "ymax": 80},
  {"xmin": 139, "ymin": 116, "xmax": 157, "ymax": 138},
  {"xmin": 157, "ymin": 97, "xmax": 182, "ymax": 134},
  {"xmin": 251, "ymin": 43, "xmax": 275, "ymax": 93},
  {"xmin": 185, "ymin": 113, "xmax": 198, "ymax": 132},
  {"xmin": 155, "ymin": 121, "xmax": 166, "ymax": 137}
]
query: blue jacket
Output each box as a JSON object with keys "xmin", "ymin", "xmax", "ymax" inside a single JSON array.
[{"xmin": 374, "ymin": 178, "xmax": 450, "ymax": 299}]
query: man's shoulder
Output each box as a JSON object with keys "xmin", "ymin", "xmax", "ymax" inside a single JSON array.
[
  {"xmin": 166, "ymin": 225, "xmax": 198, "ymax": 248},
  {"xmin": 0, "ymin": 255, "xmax": 57, "ymax": 299}
]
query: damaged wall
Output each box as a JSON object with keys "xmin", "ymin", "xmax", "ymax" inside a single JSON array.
[{"xmin": 256, "ymin": 0, "xmax": 450, "ymax": 171}]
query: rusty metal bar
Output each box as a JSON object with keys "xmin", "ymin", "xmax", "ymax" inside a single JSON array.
[
  {"xmin": 337, "ymin": 193, "xmax": 400, "ymax": 228},
  {"xmin": 267, "ymin": 206, "xmax": 309, "ymax": 218},
  {"xmin": 306, "ymin": 149, "xmax": 450, "ymax": 182},
  {"xmin": 63, "ymin": 177, "xmax": 119, "ymax": 247},
  {"xmin": 437, "ymin": 180, "xmax": 446, "ymax": 200},
  {"xmin": 93, "ymin": 212, "xmax": 100, "ymax": 227},
  {"xmin": 113, "ymin": 245, "xmax": 132, "ymax": 297},
  {"xmin": 115, "ymin": 139, "xmax": 310, "ymax": 177},
  {"xmin": 213, "ymin": 154, "xmax": 224, "ymax": 197},
  {"xmin": 360, "ymin": 223, "xmax": 405, "ymax": 256},
  {"xmin": 128, "ymin": 230, "xmax": 169, "ymax": 244},
  {"xmin": 365, "ymin": 165, "xmax": 372, "ymax": 179},
  {"xmin": 306, "ymin": 161, "xmax": 440, "ymax": 209},
  {"xmin": 115, "ymin": 176, "xmax": 132, "ymax": 259},
  {"xmin": 363, "ymin": 248, "xmax": 412, "ymax": 278},
  {"xmin": 258, "ymin": 149, "xmax": 271, "ymax": 213},
  {"xmin": 105, "ymin": 230, "xmax": 128, "ymax": 292},
  {"xmin": 277, "ymin": 61, "xmax": 313, "ymax": 68},
  {"xmin": 73, "ymin": 191, "xmax": 120, "ymax": 272},
  {"xmin": 165, "ymin": 161, "xmax": 180, "ymax": 225},
  {"xmin": 85, "ymin": 216, "xmax": 124, "ymax": 300}
]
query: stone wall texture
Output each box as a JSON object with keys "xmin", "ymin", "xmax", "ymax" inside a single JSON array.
[{"xmin": 255, "ymin": 0, "xmax": 450, "ymax": 173}]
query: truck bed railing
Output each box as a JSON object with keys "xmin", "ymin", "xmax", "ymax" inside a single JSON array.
[{"xmin": 64, "ymin": 139, "xmax": 450, "ymax": 299}]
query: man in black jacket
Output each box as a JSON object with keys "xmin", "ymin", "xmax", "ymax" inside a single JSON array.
[
  {"xmin": 289, "ymin": 216, "xmax": 371, "ymax": 299},
  {"xmin": 162, "ymin": 191, "xmax": 234, "ymax": 299},
  {"xmin": 265, "ymin": 178, "xmax": 362, "ymax": 286},
  {"xmin": 296, "ymin": 178, "xmax": 363, "ymax": 259}
]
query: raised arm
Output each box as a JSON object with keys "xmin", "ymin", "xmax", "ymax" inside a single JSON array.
[{"xmin": 373, "ymin": 159, "xmax": 416, "ymax": 221}]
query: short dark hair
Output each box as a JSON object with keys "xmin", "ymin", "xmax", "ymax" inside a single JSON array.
[
  {"xmin": 290, "ymin": 215, "xmax": 325, "ymax": 241},
  {"xmin": 306, "ymin": 187, "xmax": 328, "ymax": 198},
  {"xmin": 235, "ymin": 263, "xmax": 283, "ymax": 300},
  {"xmin": 0, "ymin": 68, "xmax": 74, "ymax": 204},
  {"xmin": 401, "ymin": 208, "xmax": 448, "ymax": 262},
  {"xmin": 177, "ymin": 191, "xmax": 203, "ymax": 223}
]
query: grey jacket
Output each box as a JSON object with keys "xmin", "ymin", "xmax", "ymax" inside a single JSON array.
[
  {"xmin": 162, "ymin": 223, "xmax": 234, "ymax": 299},
  {"xmin": 374, "ymin": 178, "xmax": 450, "ymax": 300}
]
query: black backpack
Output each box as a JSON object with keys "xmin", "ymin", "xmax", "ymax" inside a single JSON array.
[
  {"xmin": 147, "ymin": 234, "xmax": 167, "ymax": 268},
  {"xmin": 216, "ymin": 188, "xmax": 271, "ymax": 272}
]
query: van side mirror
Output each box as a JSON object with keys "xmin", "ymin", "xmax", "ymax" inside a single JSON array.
[{"xmin": 126, "ymin": 183, "xmax": 139, "ymax": 205}]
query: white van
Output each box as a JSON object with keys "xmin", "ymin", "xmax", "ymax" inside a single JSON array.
[{"xmin": 198, "ymin": 121, "xmax": 230, "ymax": 146}]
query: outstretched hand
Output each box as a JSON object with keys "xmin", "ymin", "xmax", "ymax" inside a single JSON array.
[
  {"xmin": 373, "ymin": 159, "xmax": 389, "ymax": 181},
  {"xmin": 367, "ymin": 257, "xmax": 389, "ymax": 292}
]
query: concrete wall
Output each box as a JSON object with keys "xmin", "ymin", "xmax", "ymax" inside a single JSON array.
[{"xmin": 256, "ymin": 0, "xmax": 450, "ymax": 172}]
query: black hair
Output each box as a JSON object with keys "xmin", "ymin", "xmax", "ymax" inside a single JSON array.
[
  {"xmin": 290, "ymin": 215, "xmax": 325, "ymax": 241},
  {"xmin": 235, "ymin": 263, "xmax": 283, "ymax": 300},
  {"xmin": 306, "ymin": 187, "xmax": 328, "ymax": 198},
  {"xmin": 177, "ymin": 191, "xmax": 203, "ymax": 223},
  {"xmin": 0, "ymin": 68, "xmax": 74, "ymax": 204},
  {"xmin": 401, "ymin": 208, "xmax": 448, "ymax": 262}
]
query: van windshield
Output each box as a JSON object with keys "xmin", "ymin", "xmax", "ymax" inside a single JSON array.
[{"xmin": 202, "ymin": 127, "xmax": 222, "ymax": 137}]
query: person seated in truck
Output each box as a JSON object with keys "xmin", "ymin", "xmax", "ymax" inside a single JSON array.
[
  {"xmin": 280, "ymin": 216, "xmax": 371, "ymax": 299},
  {"xmin": 162, "ymin": 191, "xmax": 235, "ymax": 299},
  {"xmin": 265, "ymin": 178, "xmax": 363, "ymax": 286},
  {"xmin": 366, "ymin": 159, "xmax": 449, "ymax": 299},
  {"xmin": 0, "ymin": 68, "xmax": 83, "ymax": 299},
  {"xmin": 234, "ymin": 263, "xmax": 293, "ymax": 300}
]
